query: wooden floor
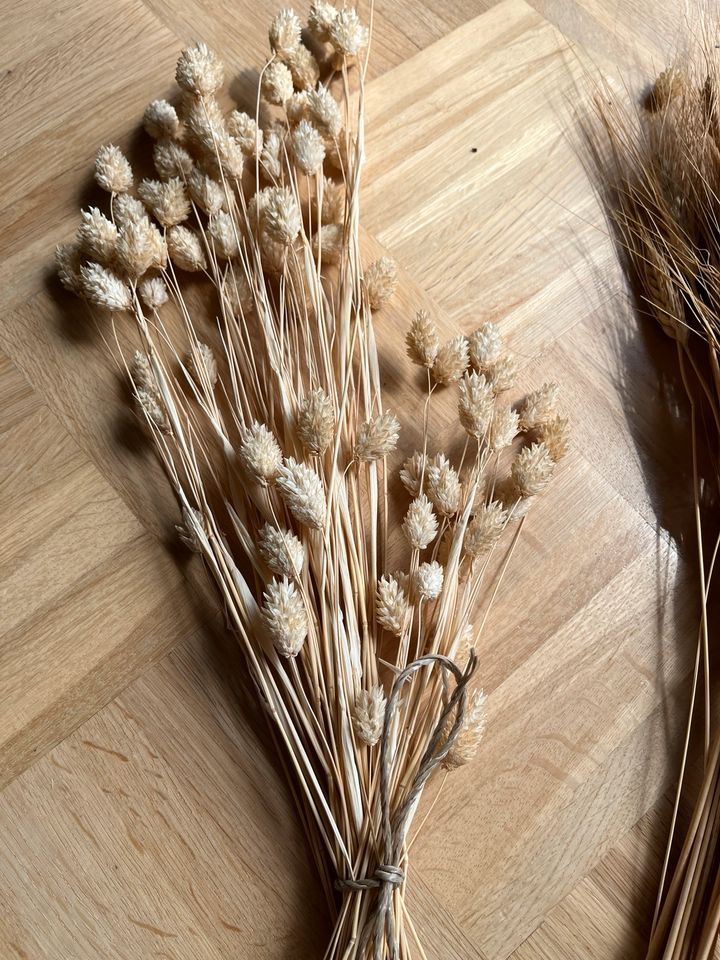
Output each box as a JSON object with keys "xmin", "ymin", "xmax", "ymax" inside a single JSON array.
[{"xmin": 1, "ymin": 0, "xmax": 716, "ymax": 957}]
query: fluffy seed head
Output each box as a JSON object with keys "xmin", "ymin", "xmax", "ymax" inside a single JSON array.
[
  {"xmin": 175, "ymin": 42, "xmax": 224, "ymax": 97},
  {"xmin": 353, "ymin": 686, "xmax": 386, "ymax": 746},
  {"xmin": 443, "ymin": 689, "xmax": 487, "ymax": 770},
  {"xmin": 262, "ymin": 60, "xmax": 294, "ymax": 105},
  {"xmin": 511, "ymin": 441, "xmax": 555, "ymax": 497},
  {"xmin": 129, "ymin": 350, "xmax": 155, "ymax": 393},
  {"xmin": 458, "ymin": 370, "xmax": 493, "ymax": 438},
  {"xmin": 95, "ymin": 144, "xmax": 133, "ymax": 193},
  {"xmin": 78, "ymin": 207, "xmax": 117, "ymax": 264},
  {"xmin": 138, "ymin": 276, "xmax": 168, "ymax": 310},
  {"xmin": 269, "ymin": 9, "xmax": 302, "ymax": 58},
  {"xmin": 400, "ymin": 451, "xmax": 427, "ymax": 497},
  {"xmin": 297, "ymin": 388, "xmax": 335, "ymax": 455},
  {"xmin": 426, "ymin": 454, "xmax": 461, "ymax": 516},
  {"xmin": 260, "ymin": 126, "xmax": 283, "ymax": 180},
  {"xmin": 364, "ymin": 257, "xmax": 397, "ymax": 311},
  {"xmin": 208, "ymin": 210, "xmax": 239, "ymax": 259},
  {"xmin": 320, "ymin": 177, "xmax": 344, "ymax": 224},
  {"xmin": 79, "ymin": 262, "xmax": 131, "ymax": 311},
  {"xmin": 328, "ymin": 7, "xmax": 368, "ymax": 57},
  {"xmin": 306, "ymin": 84, "xmax": 343, "ymax": 138},
  {"xmin": 291, "ymin": 119, "xmax": 326, "ymax": 174},
  {"xmin": 518, "ymin": 382, "xmax": 560, "ymax": 431},
  {"xmin": 112, "ymin": 193, "xmax": 147, "ymax": 227},
  {"xmin": 55, "ymin": 242, "xmax": 82, "ymax": 293},
  {"xmin": 167, "ymin": 225, "xmax": 206, "ymax": 271},
  {"xmin": 355, "ymin": 411, "xmax": 400, "ymax": 462},
  {"xmin": 464, "ymin": 501, "xmax": 507, "ymax": 557},
  {"xmin": 485, "ymin": 354, "xmax": 517, "ymax": 394},
  {"xmin": 238, "ymin": 421, "xmax": 283, "ymax": 483},
  {"xmin": 262, "ymin": 577, "xmax": 308, "ymax": 657},
  {"xmin": 258, "ymin": 523, "xmax": 305, "ymax": 579},
  {"xmin": 308, "ymin": 0, "xmax": 338, "ymax": 41},
  {"xmin": 135, "ymin": 387, "xmax": 171, "ymax": 433},
  {"xmin": 143, "ymin": 100, "xmax": 181, "ymax": 140},
  {"xmin": 468, "ymin": 322, "xmax": 502, "ymax": 369},
  {"xmin": 285, "ymin": 44, "xmax": 320, "ymax": 90},
  {"xmin": 228, "ymin": 112, "xmax": 263, "ymax": 157},
  {"xmin": 187, "ymin": 342, "xmax": 218, "ymax": 388},
  {"xmin": 115, "ymin": 218, "xmax": 161, "ymax": 277},
  {"xmin": 276, "ymin": 458, "xmax": 327, "ymax": 529},
  {"xmin": 376, "ymin": 576, "xmax": 409, "ymax": 637},
  {"xmin": 262, "ymin": 186, "xmax": 302, "ymax": 244},
  {"xmin": 402, "ymin": 493, "xmax": 438, "ymax": 550},
  {"xmin": 312, "ymin": 223, "xmax": 343, "ymax": 264},
  {"xmin": 138, "ymin": 177, "xmax": 190, "ymax": 227},
  {"xmin": 536, "ymin": 415, "xmax": 569, "ymax": 462},
  {"xmin": 187, "ymin": 168, "xmax": 224, "ymax": 216},
  {"xmin": 433, "ymin": 336, "xmax": 470, "ymax": 385},
  {"xmin": 406, "ymin": 310, "xmax": 440, "ymax": 368},
  {"xmin": 414, "ymin": 560, "xmax": 444, "ymax": 601},
  {"xmin": 487, "ymin": 406, "xmax": 519, "ymax": 451},
  {"xmin": 286, "ymin": 91, "xmax": 309, "ymax": 125},
  {"xmin": 649, "ymin": 69, "xmax": 685, "ymax": 112},
  {"xmin": 153, "ymin": 139, "xmax": 195, "ymax": 179}
]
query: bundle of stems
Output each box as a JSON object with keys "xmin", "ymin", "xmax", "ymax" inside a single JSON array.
[
  {"xmin": 56, "ymin": 5, "xmax": 567, "ymax": 956},
  {"xmin": 584, "ymin": 43, "xmax": 720, "ymax": 960}
]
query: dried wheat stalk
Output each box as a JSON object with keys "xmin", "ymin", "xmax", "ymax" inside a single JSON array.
[{"xmin": 57, "ymin": 6, "xmax": 567, "ymax": 956}]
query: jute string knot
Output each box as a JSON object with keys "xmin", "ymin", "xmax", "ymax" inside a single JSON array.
[{"xmin": 341, "ymin": 650, "xmax": 477, "ymax": 960}]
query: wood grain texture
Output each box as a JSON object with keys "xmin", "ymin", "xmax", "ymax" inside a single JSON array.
[{"xmin": 0, "ymin": 0, "xmax": 707, "ymax": 957}]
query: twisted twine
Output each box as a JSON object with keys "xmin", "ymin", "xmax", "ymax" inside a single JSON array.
[{"xmin": 337, "ymin": 650, "xmax": 477, "ymax": 959}]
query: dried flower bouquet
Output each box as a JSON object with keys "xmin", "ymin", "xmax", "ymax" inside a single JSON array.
[{"xmin": 56, "ymin": 5, "xmax": 567, "ymax": 957}]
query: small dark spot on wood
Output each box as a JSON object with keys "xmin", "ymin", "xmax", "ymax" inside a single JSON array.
[{"xmin": 470, "ymin": 147, "xmax": 478, "ymax": 153}]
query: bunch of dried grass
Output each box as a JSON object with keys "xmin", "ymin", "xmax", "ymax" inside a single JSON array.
[
  {"xmin": 57, "ymin": 5, "xmax": 566, "ymax": 956},
  {"xmin": 584, "ymin": 38, "xmax": 720, "ymax": 960}
]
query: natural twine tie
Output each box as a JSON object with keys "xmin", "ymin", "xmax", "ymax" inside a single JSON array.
[{"xmin": 338, "ymin": 651, "xmax": 477, "ymax": 960}]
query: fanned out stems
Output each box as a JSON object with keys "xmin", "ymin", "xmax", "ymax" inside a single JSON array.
[
  {"xmin": 583, "ymin": 40, "xmax": 720, "ymax": 960},
  {"xmin": 58, "ymin": 5, "xmax": 567, "ymax": 957}
]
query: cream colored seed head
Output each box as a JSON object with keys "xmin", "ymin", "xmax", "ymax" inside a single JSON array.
[
  {"xmin": 115, "ymin": 218, "xmax": 160, "ymax": 277},
  {"xmin": 187, "ymin": 342, "xmax": 218, "ymax": 388},
  {"xmin": 175, "ymin": 42, "xmax": 224, "ymax": 97},
  {"xmin": 468, "ymin": 321, "xmax": 502, "ymax": 369},
  {"xmin": 433, "ymin": 336, "xmax": 470, "ymax": 385},
  {"xmin": 55, "ymin": 242, "xmax": 82, "ymax": 293},
  {"xmin": 182, "ymin": 94, "xmax": 225, "ymax": 145},
  {"xmin": 485, "ymin": 354, "xmax": 517, "ymax": 394},
  {"xmin": 143, "ymin": 100, "xmax": 181, "ymax": 140},
  {"xmin": 297, "ymin": 388, "xmax": 335, "ymax": 455},
  {"xmin": 269, "ymin": 8, "xmax": 302, "ymax": 58},
  {"xmin": 353, "ymin": 686, "xmax": 386, "ymax": 746},
  {"xmin": 306, "ymin": 84, "xmax": 343, "ymax": 138},
  {"xmin": 78, "ymin": 207, "xmax": 117, "ymax": 264},
  {"xmin": 464, "ymin": 501, "xmax": 507, "ymax": 557},
  {"xmin": 260, "ymin": 126, "xmax": 283, "ymax": 180},
  {"xmin": 312, "ymin": 223, "xmax": 343, "ymax": 264},
  {"xmin": 291, "ymin": 119, "xmax": 326, "ymax": 175},
  {"xmin": 285, "ymin": 44, "xmax": 320, "ymax": 90},
  {"xmin": 308, "ymin": 0, "xmax": 338, "ymax": 41},
  {"xmin": 187, "ymin": 168, "xmax": 224, "ymax": 216},
  {"xmin": 262, "ymin": 186, "xmax": 302, "ymax": 245},
  {"xmin": 487, "ymin": 405, "xmax": 519, "ymax": 452},
  {"xmin": 262, "ymin": 60, "xmax": 294, "ymax": 105},
  {"xmin": 258, "ymin": 523, "xmax": 305, "ymax": 579},
  {"xmin": 262, "ymin": 577, "xmax": 308, "ymax": 658},
  {"xmin": 167, "ymin": 225, "xmax": 206, "ymax": 271},
  {"xmin": 321, "ymin": 177, "xmax": 345, "ymax": 224},
  {"xmin": 536, "ymin": 415, "xmax": 569, "ymax": 462},
  {"xmin": 364, "ymin": 257, "xmax": 397, "ymax": 311},
  {"xmin": 518, "ymin": 382, "xmax": 560, "ymax": 431},
  {"xmin": 511, "ymin": 441, "xmax": 554, "ymax": 498},
  {"xmin": 400, "ymin": 451, "xmax": 428, "ymax": 497},
  {"xmin": 426, "ymin": 454, "xmax": 461, "ymax": 516},
  {"xmin": 238, "ymin": 421, "xmax": 283, "ymax": 483},
  {"xmin": 176, "ymin": 505, "xmax": 208, "ymax": 554},
  {"xmin": 135, "ymin": 387, "xmax": 171, "ymax": 434},
  {"xmin": 402, "ymin": 493, "xmax": 438, "ymax": 550},
  {"xmin": 79, "ymin": 262, "xmax": 131, "ymax": 311},
  {"xmin": 112, "ymin": 193, "xmax": 146, "ymax": 227},
  {"xmin": 129, "ymin": 350, "xmax": 155, "ymax": 393},
  {"xmin": 95, "ymin": 144, "xmax": 133, "ymax": 194},
  {"xmin": 376, "ymin": 576, "xmax": 409, "ymax": 637},
  {"xmin": 221, "ymin": 274, "xmax": 253, "ymax": 317},
  {"xmin": 286, "ymin": 91, "xmax": 309, "ymax": 125},
  {"xmin": 276, "ymin": 458, "xmax": 327, "ymax": 530},
  {"xmin": 138, "ymin": 177, "xmax": 190, "ymax": 227},
  {"xmin": 443, "ymin": 689, "xmax": 487, "ymax": 770},
  {"xmin": 406, "ymin": 310, "xmax": 440, "ymax": 368},
  {"xmin": 355, "ymin": 411, "xmax": 400, "ymax": 462},
  {"xmin": 414, "ymin": 560, "xmax": 444, "ymax": 601},
  {"xmin": 328, "ymin": 7, "xmax": 368, "ymax": 57},
  {"xmin": 208, "ymin": 211, "xmax": 239, "ymax": 259},
  {"xmin": 228, "ymin": 111, "xmax": 263, "ymax": 157},
  {"xmin": 153, "ymin": 139, "xmax": 195, "ymax": 180},
  {"xmin": 458, "ymin": 370, "xmax": 493, "ymax": 437},
  {"xmin": 138, "ymin": 276, "xmax": 168, "ymax": 310}
]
